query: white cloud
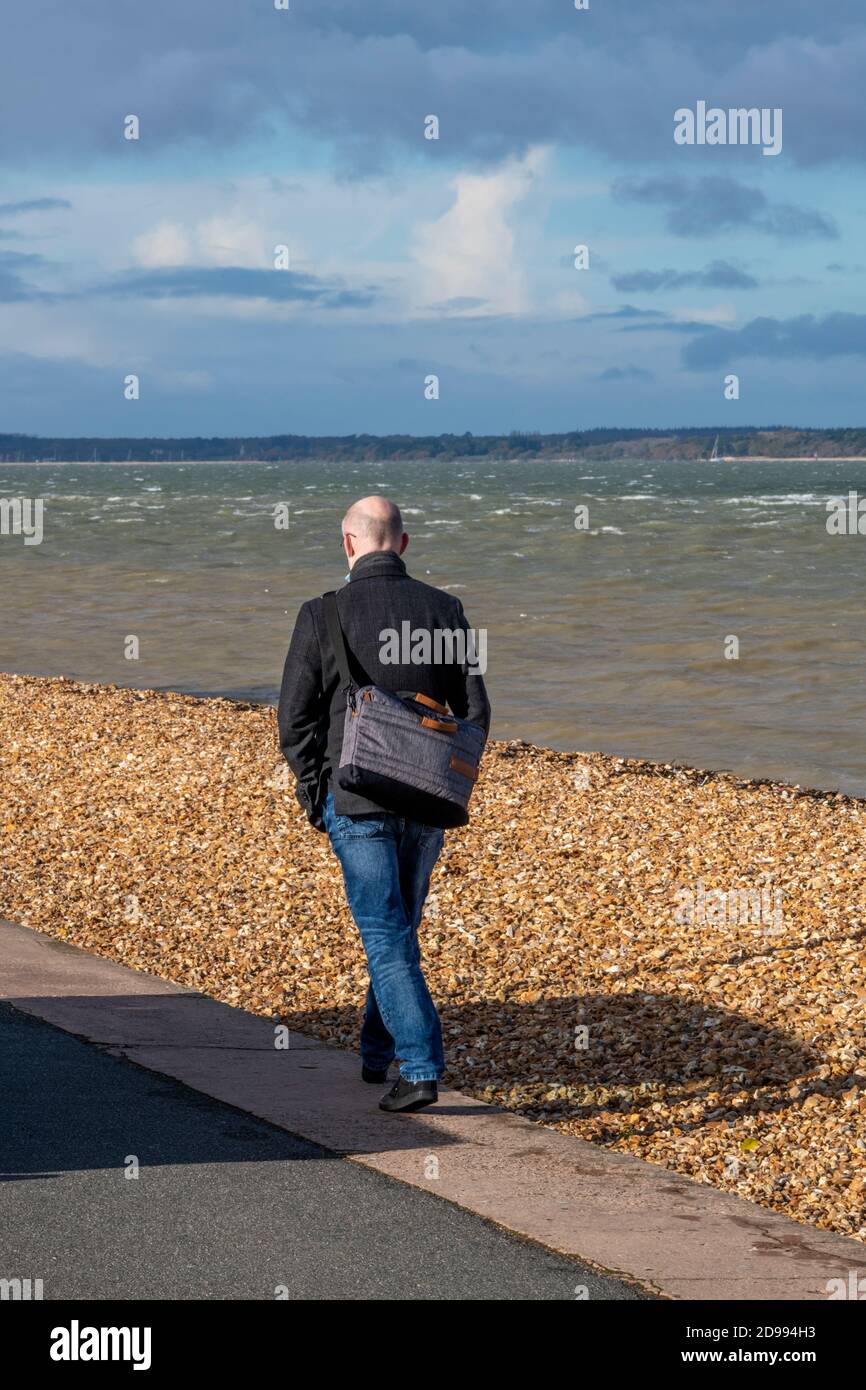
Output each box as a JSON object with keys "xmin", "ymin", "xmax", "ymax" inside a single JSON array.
[
  {"xmin": 196, "ymin": 215, "xmax": 268, "ymax": 268},
  {"xmin": 410, "ymin": 148, "xmax": 549, "ymax": 317},
  {"xmin": 131, "ymin": 214, "xmax": 267, "ymax": 270},
  {"xmin": 131, "ymin": 219, "xmax": 190, "ymax": 267}
]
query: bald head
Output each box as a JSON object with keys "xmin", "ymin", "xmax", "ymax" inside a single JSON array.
[{"xmin": 341, "ymin": 495, "xmax": 408, "ymax": 568}]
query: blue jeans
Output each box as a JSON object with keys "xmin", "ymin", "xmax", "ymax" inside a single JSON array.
[{"xmin": 322, "ymin": 791, "xmax": 445, "ymax": 1083}]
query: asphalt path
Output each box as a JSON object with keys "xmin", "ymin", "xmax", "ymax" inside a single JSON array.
[{"xmin": 0, "ymin": 1002, "xmax": 649, "ymax": 1301}]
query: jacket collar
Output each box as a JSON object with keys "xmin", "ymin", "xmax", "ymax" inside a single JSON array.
[{"xmin": 348, "ymin": 550, "xmax": 407, "ymax": 582}]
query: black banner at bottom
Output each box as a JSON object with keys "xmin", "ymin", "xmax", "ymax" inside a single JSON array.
[{"xmin": 3, "ymin": 1297, "xmax": 861, "ymax": 1374}]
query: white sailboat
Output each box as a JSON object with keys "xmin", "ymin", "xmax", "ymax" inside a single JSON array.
[{"xmin": 709, "ymin": 435, "xmax": 720, "ymax": 462}]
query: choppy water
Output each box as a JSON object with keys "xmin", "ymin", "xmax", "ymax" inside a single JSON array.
[{"xmin": 3, "ymin": 457, "xmax": 866, "ymax": 794}]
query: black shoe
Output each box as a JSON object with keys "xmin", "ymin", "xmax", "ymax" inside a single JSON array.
[
  {"xmin": 361, "ymin": 1064, "xmax": 391, "ymax": 1084},
  {"xmin": 378, "ymin": 1077, "xmax": 438, "ymax": 1113}
]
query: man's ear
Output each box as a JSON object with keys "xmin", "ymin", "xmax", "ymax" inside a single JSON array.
[{"xmin": 399, "ymin": 532, "xmax": 409, "ymax": 555}]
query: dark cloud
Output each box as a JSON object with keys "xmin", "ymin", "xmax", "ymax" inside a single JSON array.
[
  {"xmin": 613, "ymin": 177, "xmax": 838, "ymax": 240},
  {"xmin": 426, "ymin": 296, "xmax": 489, "ymax": 313},
  {"xmin": 683, "ymin": 312, "xmax": 866, "ymax": 368},
  {"xmin": 595, "ymin": 365, "xmax": 654, "ymax": 381},
  {"xmin": 315, "ymin": 0, "xmax": 859, "ymax": 51},
  {"xmin": 584, "ymin": 305, "xmax": 668, "ymax": 322},
  {"xmin": 759, "ymin": 204, "xmax": 838, "ymax": 240},
  {"xmin": 582, "ymin": 303, "xmax": 721, "ymax": 335},
  {"xmin": 1, "ymin": 4, "xmax": 865, "ymax": 169},
  {"xmin": 0, "ymin": 197, "xmax": 71, "ymax": 216},
  {"xmin": 0, "ymin": 259, "xmax": 377, "ymax": 309},
  {"xmin": 621, "ymin": 319, "xmax": 721, "ymax": 335},
  {"xmin": 0, "ymin": 248, "xmax": 51, "ymax": 302},
  {"xmin": 96, "ymin": 265, "xmax": 377, "ymax": 307},
  {"xmin": 612, "ymin": 260, "xmax": 759, "ymax": 292}
]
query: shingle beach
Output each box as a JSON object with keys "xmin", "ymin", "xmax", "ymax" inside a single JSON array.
[{"xmin": 2, "ymin": 672, "xmax": 864, "ymax": 1241}]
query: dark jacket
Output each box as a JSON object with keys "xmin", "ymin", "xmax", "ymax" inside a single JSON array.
[{"xmin": 278, "ymin": 550, "xmax": 491, "ymax": 824}]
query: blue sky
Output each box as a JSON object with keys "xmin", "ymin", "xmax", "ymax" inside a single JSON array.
[{"xmin": 1, "ymin": 0, "xmax": 864, "ymax": 436}]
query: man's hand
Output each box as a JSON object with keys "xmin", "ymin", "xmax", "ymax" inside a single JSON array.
[{"xmin": 295, "ymin": 782, "xmax": 327, "ymax": 833}]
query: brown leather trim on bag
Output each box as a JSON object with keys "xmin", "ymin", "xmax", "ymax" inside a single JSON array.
[
  {"xmin": 421, "ymin": 716, "xmax": 458, "ymax": 733},
  {"xmin": 412, "ymin": 692, "xmax": 449, "ymax": 715},
  {"xmin": 450, "ymin": 756, "xmax": 478, "ymax": 781}
]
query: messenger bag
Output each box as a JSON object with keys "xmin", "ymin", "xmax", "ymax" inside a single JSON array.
[{"xmin": 322, "ymin": 589, "xmax": 485, "ymax": 829}]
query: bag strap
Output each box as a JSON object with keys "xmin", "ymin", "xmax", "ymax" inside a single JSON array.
[
  {"xmin": 322, "ymin": 593, "xmax": 454, "ymax": 716},
  {"xmin": 405, "ymin": 691, "xmax": 450, "ymax": 715},
  {"xmin": 322, "ymin": 590, "xmax": 356, "ymax": 694}
]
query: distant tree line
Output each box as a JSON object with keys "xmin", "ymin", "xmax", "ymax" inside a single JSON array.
[{"xmin": 2, "ymin": 427, "xmax": 866, "ymax": 463}]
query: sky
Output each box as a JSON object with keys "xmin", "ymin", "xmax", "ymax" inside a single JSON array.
[{"xmin": 1, "ymin": 0, "xmax": 864, "ymax": 437}]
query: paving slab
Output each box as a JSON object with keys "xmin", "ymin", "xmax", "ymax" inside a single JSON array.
[{"xmin": 2, "ymin": 918, "xmax": 863, "ymax": 1300}]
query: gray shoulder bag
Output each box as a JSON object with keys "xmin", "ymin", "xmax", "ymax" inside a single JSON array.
[{"xmin": 322, "ymin": 590, "xmax": 485, "ymax": 829}]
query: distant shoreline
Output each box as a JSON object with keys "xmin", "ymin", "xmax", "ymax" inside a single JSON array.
[
  {"xmin": 717, "ymin": 455, "xmax": 866, "ymax": 463},
  {"xmin": 5, "ymin": 455, "xmax": 866, "ymax": 467},
  {"xmin": 5, "ymin": 425, "xmax": 866, "ymax": 467}
]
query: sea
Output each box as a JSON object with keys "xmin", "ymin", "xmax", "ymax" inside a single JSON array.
[{"xmin": 3, "ymin": 456, "xmax": 866, "ymax": 795}]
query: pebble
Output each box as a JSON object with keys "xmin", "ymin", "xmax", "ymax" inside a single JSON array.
[{"xmin": 1, "ymin": 672, "xmax": 864, "ymax": 1241}]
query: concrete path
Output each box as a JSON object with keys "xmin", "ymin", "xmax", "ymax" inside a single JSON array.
[{"xmin": 2, "ymin": 919, "xmax": 862, "ymax": 1300}]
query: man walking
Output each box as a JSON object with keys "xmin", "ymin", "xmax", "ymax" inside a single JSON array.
[{"xmin": 278, "ymin": 496, "xmax": 490, "ymax": 1112}]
